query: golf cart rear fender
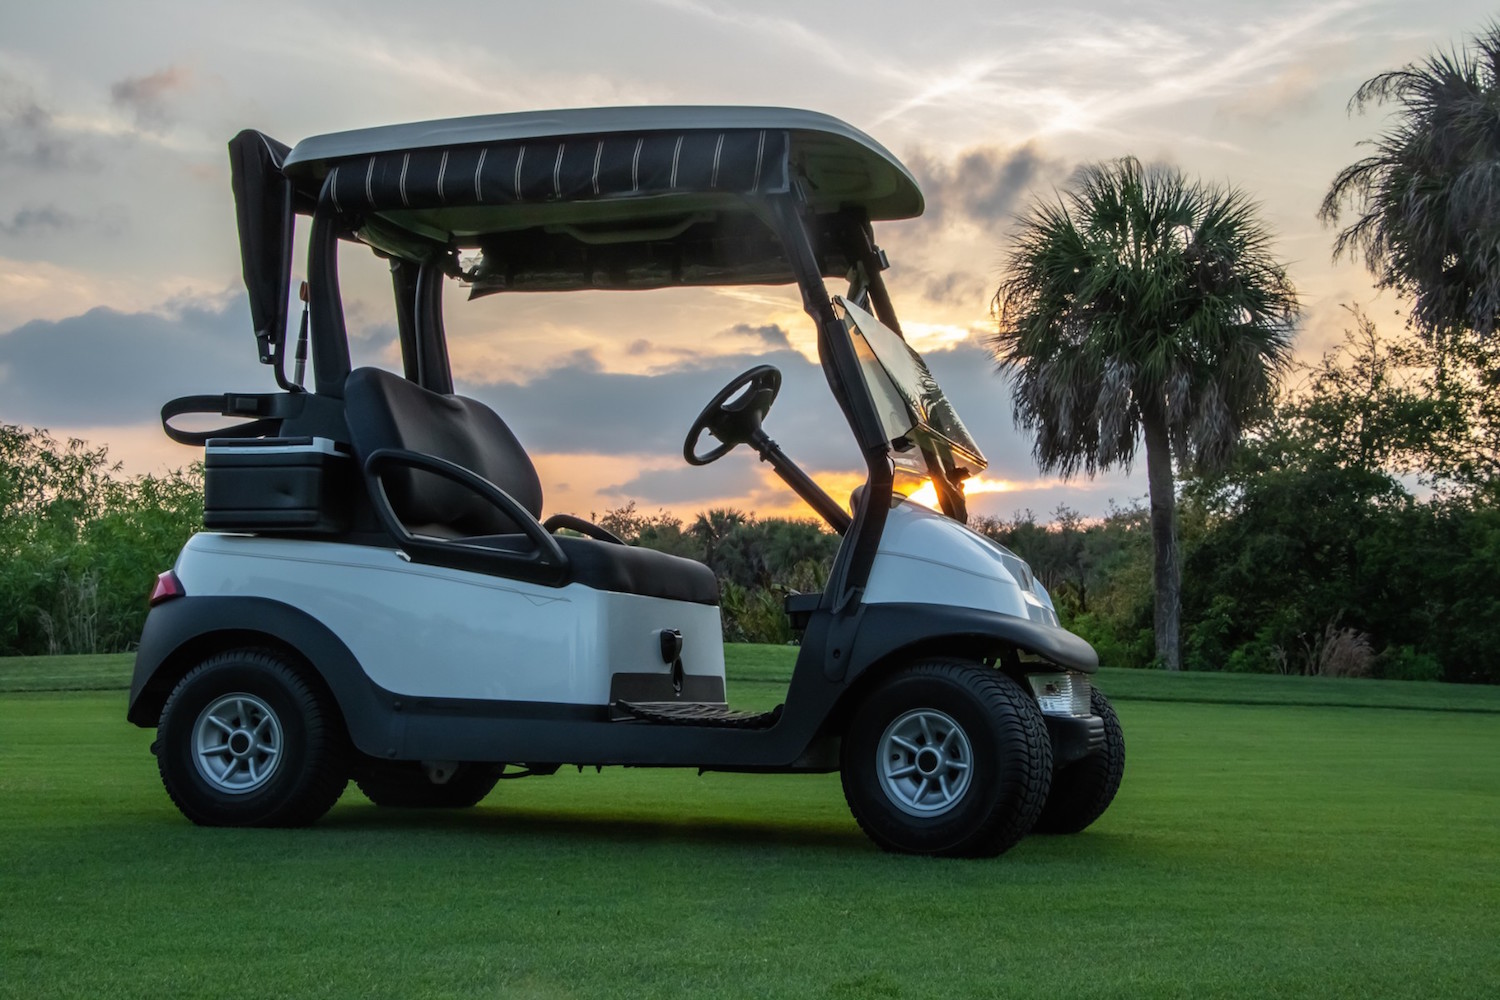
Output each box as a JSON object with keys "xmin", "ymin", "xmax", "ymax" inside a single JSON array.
[{"xmin": 127, "ymin": 596, "xmax": 392, "ymax": 756}]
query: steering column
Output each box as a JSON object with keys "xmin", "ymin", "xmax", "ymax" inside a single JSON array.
[{"xmin": 683, "ymin": 366, "xmax": 853, "ymax": 535}]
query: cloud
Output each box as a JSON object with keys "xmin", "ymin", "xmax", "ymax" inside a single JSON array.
[
  {"xmin": 0, "ymin": 76, "xmax": 97, "ymax": 171},
  {"xmin": 964, "ymin": 474, "xmax": 1144, "ymax": 522},
  {"xmin": 877, "ymin": 143, "xmax": 1068, "ymax": 310},
  {"xmin": 0, "ymin": 296, "xmax": 1148, "ymax": 522},
  {"xmin": 1218, "ymin": 63, "xmax": 1328, "ymax": 123},
  {"xmin": 731, "ymin": 322, "xmax": 791, "ymax": 348},
  {"xmin": 603, "ymin": 461, "xmax": 765, "ymax": 504},
  {"xmin": 910, "ymin": 267, "xmax": 993, "ymax": 311},
  {"xmin": 0, "ymin": 204, "xmax": 77, "ymax": 236},
  {"xmin": 459, "ymin": 344, "xmax": 847, "ymax": 463},
  {"xmin": 641, "ymin": 0, "xmax": 903, "ymax": 86},
  {"xmin": 0, "ymin": 297, "xmax": 1134, "ymax": 515},
  {"xmin": 0, "ymin": 296, "xmax": 265, "ymax": 426},
  {"xmin": 108, "ymin": 66, "xmax": 192, "ymax": 132},
  {"xmin": 906, "ymin": 143, "xmax": 1065, "ymax": 229},
  {"xmin": 460, "ymin": 335, "xmax": 1047, "ymax": 486},
  {"xmin": 0, "ymin": 202, "xmax": 125, "ymax": 242}
]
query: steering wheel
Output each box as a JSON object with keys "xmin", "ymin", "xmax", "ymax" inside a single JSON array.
[{"xmin": 683, "ymin": 365, "xmax": 783, "ymax": 466}]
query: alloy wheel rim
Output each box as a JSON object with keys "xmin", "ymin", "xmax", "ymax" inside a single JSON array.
[
  {"xmin": 876, "ymin": 708, "xmax": 974, "ymax": 817},
  {"xmin": 192, "ymin": 693, "xmax": 283, "ymax": 794}
]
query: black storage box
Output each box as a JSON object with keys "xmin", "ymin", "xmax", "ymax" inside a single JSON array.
[{"xmin": 204, "ymin": 437, "xmax": 353, "ymax": 533}]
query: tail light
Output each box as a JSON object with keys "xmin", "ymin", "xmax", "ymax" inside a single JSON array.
[{"xmin": 149, "ymin": 571, "xmax": 185, "ymax": 606}]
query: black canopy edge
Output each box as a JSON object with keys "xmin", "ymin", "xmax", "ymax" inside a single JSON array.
[{"xmin": 322, "ymin": 129, "xmax": 790, "ymax": 217}]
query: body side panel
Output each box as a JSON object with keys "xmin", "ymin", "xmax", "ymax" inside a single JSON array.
[{"xmin": 172, "ymin": 533, "xmax": 724, "ymax": 704}]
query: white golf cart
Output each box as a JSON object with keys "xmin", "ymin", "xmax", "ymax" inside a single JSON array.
[{"xmin": 128, "ymin": 107, "xmax": 1124, "ymax": 856}]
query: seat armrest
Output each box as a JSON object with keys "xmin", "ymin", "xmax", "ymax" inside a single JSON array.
[
  {"xmin": 543, "ymin": 513, "xmax": 625, "ymax": 544},
  {"xmin": 364, "ymin": 447, "xmax": 569, "ymax": 585}
]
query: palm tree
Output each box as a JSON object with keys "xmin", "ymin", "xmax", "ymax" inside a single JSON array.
[
  {"xmin": 690, "ymin": 507, "xmax": 747, "ymax": 572},
  {"xmin": 993, "ymin": 158, "xmax": 1299, "ymax": 670},
  {"xmin": 1321, "ymin": 23, "xmax": 1500, "ymax": 341}
]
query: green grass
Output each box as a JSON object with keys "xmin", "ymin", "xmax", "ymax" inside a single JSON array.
[
  {"xmin": 2, "ymin": 650, "xmax": 1499, "ymax": 998},
  {"xmin": 0, "ymin": 653, "xmax": 138, "ymax": 693},
  {"xmin": 1090, "ymin": 665, "xmax": 1500, "ymax": 712}
]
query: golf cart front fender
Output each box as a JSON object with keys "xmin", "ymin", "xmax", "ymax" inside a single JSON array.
[
  {"xmin": 127, "ymin": 595, "xmax": 393, "ymax": 756},
  {"xmin": 846, "ymin": 602, "xmax": 1099, "ymax": 680}
]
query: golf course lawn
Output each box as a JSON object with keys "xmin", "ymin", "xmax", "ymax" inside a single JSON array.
[{"xmin": 2, "ymin": 648, "xmax": 1497, "ymax": 998}]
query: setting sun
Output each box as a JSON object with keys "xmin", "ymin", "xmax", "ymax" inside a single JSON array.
[{"xmin": 902, "ymin": 475, "xmax": 1025, "ymax": 510}]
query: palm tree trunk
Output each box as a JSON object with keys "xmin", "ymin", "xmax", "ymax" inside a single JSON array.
[{"xmin": 1142, "ymin": 413, "xmax": 1182, "ymax": 671}]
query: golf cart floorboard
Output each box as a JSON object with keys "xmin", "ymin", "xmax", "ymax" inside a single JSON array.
[{"xmin": 612, "ymin": 700, "xmax": 784, "ymax": 729}]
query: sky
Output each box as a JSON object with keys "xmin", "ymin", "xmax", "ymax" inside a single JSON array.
[{"xmin": 1, "ymin": 0, "xmax": 1492, "ymax": 524}]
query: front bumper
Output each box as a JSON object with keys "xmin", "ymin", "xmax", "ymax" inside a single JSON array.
[{"xmin": 1045, "ymin": 714, "xmax": 1106, "ymax": 766}]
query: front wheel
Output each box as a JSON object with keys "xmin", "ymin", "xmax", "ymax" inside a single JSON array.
[
  {"xmin": 156, "ymin": 648, "xmax": 349, "ymax": 827},
  {"xmin": 1034, "ymin": 688, "xmax": 1125, "ymax": 834},
  {"xmin": 840, "ymin": 661, "xmax": 1053, "ymax": 858}
]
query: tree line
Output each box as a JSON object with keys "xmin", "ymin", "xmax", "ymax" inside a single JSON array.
[{"xmin": 0, "ymin": 426, "xmax": 201, "ymax": 656}]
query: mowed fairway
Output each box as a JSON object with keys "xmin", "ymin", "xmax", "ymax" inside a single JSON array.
[{"xmin": 2, "ymin": 649, "xmax": 1498, "ymax": 999}]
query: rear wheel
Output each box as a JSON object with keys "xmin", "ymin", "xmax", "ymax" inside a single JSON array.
[
  {"xmin": 840, "ymin": 660, "xmax": 1052, "ymax": 857},
  {"xmin": 356, "ymin": 763, "xmax": 501, "ymax": 808},
  {"xmin": 1034, "ymin": 688, "xmax": 1125, "ymax": 834},
  {"xmin": 156, "ymin": 648, "xmax": 348, "ymax": 827}
]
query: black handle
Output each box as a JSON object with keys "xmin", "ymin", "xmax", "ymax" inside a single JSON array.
[
  {"xmin": 543, "ymin": 513, "xmax": 625, "ymax": 545},
  {"xmin": 364, "ymin": 448, "xmax": 569, "ymax": 585},
  {"xmin": 160, "ymin": 392, "xmax": 301, "ymax": 446}
]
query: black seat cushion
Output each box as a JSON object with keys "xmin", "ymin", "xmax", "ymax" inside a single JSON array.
[
  {"xmin": 558, "ymin": 537, "xmax": 719, "ymax": 605},
  {"xmin": 458, "ymin": 534, "xmax": 719, "ymax": 605},
  {"xmin": 346, "ymin": 367, "xmax": 542, "ymax": 536}
]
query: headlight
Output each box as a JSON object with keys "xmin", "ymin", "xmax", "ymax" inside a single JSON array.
[{"xmin": 1027, "ymin": 672, "xmax": 1091, "ymax": 716}]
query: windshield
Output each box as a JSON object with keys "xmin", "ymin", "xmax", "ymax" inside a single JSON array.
[{"xmin": 832, "ymin": 296, "xmax": 987, "ymax": 496}]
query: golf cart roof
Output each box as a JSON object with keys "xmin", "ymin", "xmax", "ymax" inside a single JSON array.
[
  {"xmin": 282, "ymin": 106, "xmax": 922, "ymax": 221},
  {"xmin": 266, "ymin": 106, "xmax": 923, "ymax": 292},
  {"xmin": 228, "ymin": 106, "xmax": 923, "ymax": 362}
]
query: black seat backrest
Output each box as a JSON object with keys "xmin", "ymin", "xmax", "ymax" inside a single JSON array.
[{"xmin": 345, "ymin": 367, "xmax": 542, "ymax": 537}]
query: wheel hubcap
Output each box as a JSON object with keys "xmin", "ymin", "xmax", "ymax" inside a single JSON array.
[
  {"xmin": 876, "ymin": 709, "xmax": 974, "ymax": 817},
  {"xmin": 192, "ymin": 693, "xmax": 282, "ymax": 794}
]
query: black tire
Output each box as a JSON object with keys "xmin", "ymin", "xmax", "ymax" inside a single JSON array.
[
  {"xmin": 1034, "ymin": 688, "xmax": 1125, "ymax": 834},
  {"xmin": 156, "ymin": 647, "xmax": 349, "ymax": 827},
  {"xmin": 356, "ymin": 763, "xmax": 501, "ymax": 808},
  {"xmin": 840, "ymin": 660, "xmax": 1053, "ymax": 858}
]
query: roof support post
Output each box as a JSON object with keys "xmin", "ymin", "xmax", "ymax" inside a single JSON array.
[
  {"xmin": 306, "ymin": 179, "xmax": 353, "ymax": 397},
  {"xmin": 852, "ymin": 219, "xmax": 904, "ymax": 339},
  {"xmin": 415, "ymin": 259, "xmax": 453, "ymax": 395},
  {"xmin": 390, "ymin": 259, "xmax": 422, "ymax": 383},
  {"xmin": 765, "ymin": 195, "xmax": 892, "ymax": 614}
]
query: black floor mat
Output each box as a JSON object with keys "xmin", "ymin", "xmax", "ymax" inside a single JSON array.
[{"xmin": 612, "ymin": 700, "xmax": 784, "ymax": 730}]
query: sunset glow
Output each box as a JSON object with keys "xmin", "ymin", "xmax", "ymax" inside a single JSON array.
[{"xmin": 903, "ymin": 475, "xmax": 1027, "ymax": 511}]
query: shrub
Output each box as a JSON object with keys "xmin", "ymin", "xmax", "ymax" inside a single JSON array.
[{"xmin": 1376, "ymin": 645, "xmax": 1444, "ymax": 682}]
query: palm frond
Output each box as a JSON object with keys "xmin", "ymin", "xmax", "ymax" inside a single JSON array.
[{"xmin": 1324, "ymin": 21, "xmax": 1500, "ymax": 338}]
